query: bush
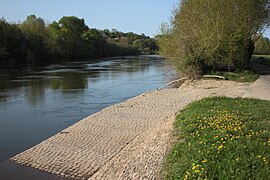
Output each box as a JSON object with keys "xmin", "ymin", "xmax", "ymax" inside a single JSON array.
[{"xmin": 158, "ymin": 0, "xmax": 270, "ymax": 77}]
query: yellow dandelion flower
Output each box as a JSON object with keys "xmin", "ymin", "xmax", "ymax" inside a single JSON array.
[
  {"xmin": 218, "ymin": 145, "xmax": 224, "ymax": 150},
  {"xmin": 201, "ymin": 167, "xmax": 205, "ymax": 171},
  {"xmin": 202, "ymin": 159, "xmax": 207, "ymax": 163},
  {"xmin": 195, "ymin": 170, "xmax": 200, "ymax": 173}
]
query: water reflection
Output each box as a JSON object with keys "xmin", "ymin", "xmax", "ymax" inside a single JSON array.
[
  {"xmin": 50, "ymin": 72, "xmax": 88, "ymax": 91},
  {"xmin": 0, "ymin": 56, "xmax": 176, "ymax": 162},
  {"xmin": 24, "ymin": 79, "xmax": 47, "ymax": 106}
]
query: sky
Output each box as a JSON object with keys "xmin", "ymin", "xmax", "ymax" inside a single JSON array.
[
  {"xmin": 0, "ymin": 0, "xmax": 179, "ymax": 37},
  {"xmin": 1, "ymin": 0, "xmax": 270, "ymax": 38}
]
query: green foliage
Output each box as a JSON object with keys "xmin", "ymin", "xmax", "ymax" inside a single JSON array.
[
  {"xmin": 253, "ymin": 55, "xmax": 270, "ymax": 66},
  {"xmin": 159, "ymin": 0, "xmax": 270, "ymax": 77},
  {"xmin": 208, "ymin": 70, "xmax": 259, "ymax": 82},
  {"xmin": 20, "ymin": 15, "xmax": 49, "ymax": 62},
  {"xmin": 254, "ymin": 34, "xmax": 270, "ymax": 55},
  {"xmin": 48, "ymin": 16, "xmax": 89, "ymax": 59},
  {"xmin": 59, "ymin": 16, "xmax": 88, "ymax": 35},
  {"xmin": 133, "ymin": 38, "xmax": 158, "ymax": 54},
  {"xmin": 82, "ymin": 28, "xmax": 110, "ymax": 57},
  {"xmin": 0, "ymin": 15, "xmax": 159, "ymax": 64},
  {"xmin": 20, "ymin": 15, "xmax": 47, "ymax": 38},
  {"xmin": 0, "ymin": 18, "xmax": 27, "ymax": 63},
  {"xmin": 164, "ymin": 97, "xmax": 270, "ymax": 179}
]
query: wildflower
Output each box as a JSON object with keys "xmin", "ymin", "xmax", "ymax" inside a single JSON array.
[
  {"xmin": 258, "ymin": 155, "xmax": 262, "ymax": 158},
  {"xmin": 202, "ymin": 159, "xmax": 207, "ymax": 163},
  {"xmin": 184, "ymin": 170, "xmax": 190, "ymax": 180},
  {"xmin": 201, "ymin": 167, "xmax": 205, "ymax": 171},
  {"xmin": 218, "ymin": 145, "xmax": 224, "ymax": 150}
]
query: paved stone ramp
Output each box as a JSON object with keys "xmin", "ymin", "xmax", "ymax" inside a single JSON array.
[
  {"xmin": 11, "ymin": 89, "xmax": 196, "ymax": 179},
  {"xmin": 90, "ymin": 116, "xmax": 175, "ymax": 180}
]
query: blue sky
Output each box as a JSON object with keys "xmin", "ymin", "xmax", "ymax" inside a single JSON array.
[
  {"xmin": 0, "ymin": 0, "xmax": 178, "ymax": 37},
  {"xmin": 1, "ymin": 0, "xmax": 269, "ymax": 38}
]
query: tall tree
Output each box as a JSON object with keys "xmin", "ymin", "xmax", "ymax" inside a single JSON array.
[
  {"xmin": 0, "ymin": 19, "xmax": 26, "ymax": 63},
  {"xmin": 82, "ymin": 28, "xmax": 107, "ymax": 57},
  {"xmin": 159, "ymin": 0, "xmax": 270, "ymax": 77},
  {"xmin": 254, "ymin": 34, "xmax": 270, "ymax": 54},
  {"xmin": 20, "ymin": 15, "xmax": 48, "ymax": 62},
  {"xmin": 48, "ymin": 16, "xmax": 89, "ymax": 59},
  {"xmin": 20, "ymin": 15, "xmax": 47, "ymax": 38}
]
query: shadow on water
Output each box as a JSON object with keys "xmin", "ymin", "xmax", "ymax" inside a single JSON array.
[{"xmin": 0, "ymin": 56, "xmax": 176, "ymax": 162}]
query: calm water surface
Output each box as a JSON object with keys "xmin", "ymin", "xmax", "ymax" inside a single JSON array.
[{"xmin": 0, "ymin": 56, "xmax": 176, "ymax": 162}]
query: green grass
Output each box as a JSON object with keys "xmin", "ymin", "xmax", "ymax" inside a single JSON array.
[
  {"xmin": 208, "ymin": 70, "xmax": 258, "ymax": 82},
  {"xmin": 163, "ymin": 97, "xmax": 270, "ymax": 179},
  {"xmin": 252, "ymin": 55, "xmax": 270, "ymax": 66}
]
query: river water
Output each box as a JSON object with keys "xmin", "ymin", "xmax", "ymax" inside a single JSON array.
[{"xmin": 0, "ymin": 55, "xmax": 176, "ymax": 162}]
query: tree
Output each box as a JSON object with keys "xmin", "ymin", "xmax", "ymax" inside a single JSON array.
[
  {"xmin": 20, "ymin": 15, "xmax": 47, "ymax": 38},
  {"xmin": 0, "ymin": 15, "xmax": 158, "ymax": 64},
  {"xmin": 48, "ymin": 16, "xmax": 89, "ymax": 59},
  {"xmin": 20, "ymin": 15, "xmax": 48, "ymax": 62},
  {"xmin": 159, "ymin": 0, "xmax": 270, "ymax": 77},
  {"xmin": 58, "ymin": 16, "xmax": 88, "ymax": 35},
  {"xmin": 82, "ymin": 28, "xmax": 107, "ymax": 57},
  {"xmin": 101, "ymin": 29, "xmax": 111, "ymax": 38},
  {"xmin": 0, "ymin": 19, "xmax": 27, "ymax": 63},
  {"xmin": 254, "ymin": 34, "xmax": 270, "ymax": 54}
]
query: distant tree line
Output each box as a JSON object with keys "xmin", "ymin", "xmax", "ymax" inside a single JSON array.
[
  {"xmin": 254, "ymin": 34, "xmax": 270, "ymax": 55},
  {"xmin": 159, "ymin": 0, "xmax": 270, "ymax": 77},
  {"xmin": 0, "ymin": 15, "xmax": 158, "ymax": 64}
]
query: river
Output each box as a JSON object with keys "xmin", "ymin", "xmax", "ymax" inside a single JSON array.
[{"xmin": 0, "ymin": 55, "xmax": 176, "ymax": 162}]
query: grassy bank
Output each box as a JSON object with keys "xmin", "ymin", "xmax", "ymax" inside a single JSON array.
[
  {"xmin": 207, "ymin": 70, "xmax": 258, "ymax": 82},
  {"xmin": 163, "ymin": 97, "xmax": 270, "ymax": 179}
]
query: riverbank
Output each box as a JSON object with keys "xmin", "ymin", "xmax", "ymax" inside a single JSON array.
[{"xmin": 8, "ymin": 65, "xmax": 270, "ymax": 179}]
